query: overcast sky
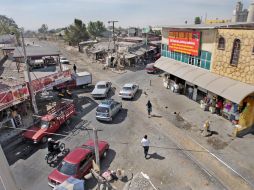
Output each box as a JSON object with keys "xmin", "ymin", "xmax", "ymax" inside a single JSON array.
[{"xmin": 0, "ymin": 0, "xmax": 252, "ymax": 30}]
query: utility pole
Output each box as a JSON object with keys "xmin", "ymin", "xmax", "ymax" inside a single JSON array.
[
  {"xmin": 21, "ymin": 31, "xmax": 39, "ymax": 114},
  {"xmin": 83, "ymin": 127, "xmax": 102, "ymax": 190},
  {"xmin": 93, "ymin": 128, "xmax": 100, "ymax": 173},
  {"xmin": 108, "ymin": 20, "xmax": 118, "ymax": 52},
  {"xmin": 85, "ymin": 128, "xmax": 102, "ymax": 173}
]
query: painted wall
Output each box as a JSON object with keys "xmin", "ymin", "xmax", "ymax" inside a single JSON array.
[
  {"xmin": 161, "ymin": 27, "xmax": 216, "ymax": 53},
  {"xmin": 212, "ymin": 29, "xmax": 254, "ymax": 84}
]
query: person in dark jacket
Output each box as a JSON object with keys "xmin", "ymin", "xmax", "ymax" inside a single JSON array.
[
  {"xmin": 73, "ymin": 64, "xmax": 77, "ymax": 73},
  {"xmin": 146, "ymin": 100, "xmax": 152, "ymax": 117},
  {"xmin": 48, "ymin": 138, "xmax": 60, "ymax": 153}
]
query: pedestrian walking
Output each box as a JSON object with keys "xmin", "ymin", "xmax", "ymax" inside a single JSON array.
[
  {"xmin": 187, "ymin": 86, "xmax": 193, "ymax": 99},
  {"xmin": 146, "ymin": 100, "xmax": 152, "ymax": 117},
  {"xmin": 73, "ymin": 64, "xmax": 77, "ymax": 73},
  {"xmin": 141, "ymin": 135, "xmax": 150, "ymax": 159}
]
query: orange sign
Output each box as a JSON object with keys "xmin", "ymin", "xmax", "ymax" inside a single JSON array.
[{"xmin": 168, "ymin": 31, "xmax": 200, "ymax": 56}]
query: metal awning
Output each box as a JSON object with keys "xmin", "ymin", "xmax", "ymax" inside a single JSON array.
[{"xmin": 155, "ymin": 57, "xmax": 254, "ymax": 103}]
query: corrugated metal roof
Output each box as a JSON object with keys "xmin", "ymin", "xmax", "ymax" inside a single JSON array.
[
  {"xmin": 13, "ymin": 46, "xmax": 60, "ymax": 58},
  {"xmin": 0, "ymin": 34, "xmax": 16, "ymax": 44},
  {"xmin": 155, "ymin": 57, "xmax": 254, "ymax": 103}
]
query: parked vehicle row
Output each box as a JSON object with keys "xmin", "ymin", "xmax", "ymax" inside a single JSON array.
[{"xmin": 92, "ymin": 81, "xmax": 139, "ymax": 100}]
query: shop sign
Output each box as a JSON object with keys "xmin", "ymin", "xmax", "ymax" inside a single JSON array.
[
  {"xmin": 168, "ymin": 31, "xmax": 200, "ymax": 56},
  {"xmin": 0, "ymin": 84, "xmax": 30, "ymax": 111},
  {"xmin": 31, "ymin": 70, "xmax": 71, "ymax": 93}
]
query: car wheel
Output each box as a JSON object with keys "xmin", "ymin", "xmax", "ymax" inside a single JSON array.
[
  {"xmin": 41, "ymin": 136, "xmax": 48, "ymax": 144},
  {"xmin": 59, "ymin": 143, "xmax": 65, "ymax": 152}
]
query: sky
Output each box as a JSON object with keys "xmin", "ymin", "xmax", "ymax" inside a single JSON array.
[{"xmin": 0, "ymin": 0, "xmax": 252, "ymax": 30}]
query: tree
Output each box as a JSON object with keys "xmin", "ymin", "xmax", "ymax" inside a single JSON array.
[
  {"xmin": 194, "ymin": 17, "xmax": 201, "ymax": 24},
  {"xmin": 38, "ymin": 24, "xmax": 48, "ymax": 34},
  {"xmin": 87, "ymin": 21, "xmax": 106, "ymax": 38},
  {"xmin": 153, "ymin": 30, "xmax": 161, "ymax": 36},
  {"xmin": 64, "ymin": 19, "xmax": 89, "ymax": 45},
  {"xmin": 0, "ymin": 15, "xmax": 20, "ymax": 44}
]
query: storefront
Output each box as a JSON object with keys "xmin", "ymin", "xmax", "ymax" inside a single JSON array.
[
  {"xmin": 156, "ymin": 23, "xmax": 254, "ymax": 136},
  {"xmin": 155, "ymin": 56, "xmax": 254, "ymax": 136}
]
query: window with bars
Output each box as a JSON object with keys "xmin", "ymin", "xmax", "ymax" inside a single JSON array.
[
  {"xmin": 230, "ymin": 39, "xmax": 241, "ymax": 66},
  {"xmin": 218, "ymin": 37, "xmax": 225, "ymax": 50}
]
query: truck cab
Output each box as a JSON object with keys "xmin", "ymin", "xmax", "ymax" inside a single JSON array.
[{"xmin": 22, "ymin": 100, "xmax": 76, "ymax": 143}]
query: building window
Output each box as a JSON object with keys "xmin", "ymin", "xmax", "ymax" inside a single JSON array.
[
  {"xmin": 252, "ymin": 46, "xmax": 254, "ymax": 55},
  {"xmin": 230, "ymin": 39, "xmax": 241, "ymax": 66},
  {"xmin": 218, "ymin": 37, "xmax": 225, "ymax": 50}
]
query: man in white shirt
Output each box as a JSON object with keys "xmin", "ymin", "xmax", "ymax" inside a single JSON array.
[{"xmin": 141, "ymin": 135, "xmax": 150, "ymax": 159}]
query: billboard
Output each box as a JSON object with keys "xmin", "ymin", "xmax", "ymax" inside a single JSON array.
[
  {"xmin": 168, "ymin": 31, "xmax": 200, "ymax": 56},
  {"xmin": 0, "ymin": 84, "xmax": 30, "ymax": 111},
  {"xmin": 31, "ymin": 70, "xmax": 72, "ymax": 93}
]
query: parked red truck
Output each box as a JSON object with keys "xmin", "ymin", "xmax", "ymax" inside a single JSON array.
[{"xmin": 22, "ymin": 100, "xmax": 76, "ymax": 143}]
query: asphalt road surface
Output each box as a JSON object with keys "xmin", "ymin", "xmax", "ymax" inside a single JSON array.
[{"xmin": 5, "ymin": 40, "xmax": 249, "ymax": 190}]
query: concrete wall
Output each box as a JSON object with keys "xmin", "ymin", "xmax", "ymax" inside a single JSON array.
[{"xmin": 212, "ymin": 29, "xmax": 254, "ymax": 84}]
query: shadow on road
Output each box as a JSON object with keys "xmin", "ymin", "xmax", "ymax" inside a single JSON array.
[
  {"xmin": 108, "ymin": 87, "xmax": 116, "ymax": 99},
  {"xmin": 74, "ymin": 96, "xmax": 98, "ymax": 118},
  {"xmin": 111, "ymin": 108, "xmax": 128, "ymax": 124},
  {"xmin": 5, "ymin": 141, "xmax": 43, "ymax": 165},
  {"xmin": 147, "ymin": 152, "xmax": 165, "ymax": 160}
]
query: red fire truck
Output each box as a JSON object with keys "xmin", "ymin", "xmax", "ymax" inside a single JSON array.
[{"xmin": 22, "ymin": 100, "xmax": 76, "ymax": 143}]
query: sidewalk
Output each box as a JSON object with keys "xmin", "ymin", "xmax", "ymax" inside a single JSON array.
[{"xmin": 143, "ymin": 75, "xmax": 254, "ymax": 187}]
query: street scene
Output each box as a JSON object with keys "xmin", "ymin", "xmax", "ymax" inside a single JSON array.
[{"xmin": 0, "ymin": 1, "xmax": 254, "ymax": 190}]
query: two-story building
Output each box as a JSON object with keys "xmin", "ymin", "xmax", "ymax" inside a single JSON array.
[{"xmin": 155, "ymin": 22, "xmax": 254, "ymax": 136}]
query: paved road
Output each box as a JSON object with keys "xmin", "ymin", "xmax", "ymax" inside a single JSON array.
[{"xmin": 6, "ymin": 40, "xmax": 247, "ymax": 190}]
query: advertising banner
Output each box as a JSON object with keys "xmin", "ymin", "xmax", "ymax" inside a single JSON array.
[
  {"xmin": 0, "ymin": 84, "xmax": 30, "ymax": 111},
  {"xmin": 31, "ymin": 70, "xmax": 72, "ymax": 93},
  {"xmin": 168, "ymin": 31, "xmax": 200, "ymax": 56}
]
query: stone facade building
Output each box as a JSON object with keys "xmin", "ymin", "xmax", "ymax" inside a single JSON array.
[
  {"xmin": 155, "ymin": 22, "xmax": 254, "ymax": 136},
  {"xmin": 213, "ymin": 29, "xmax": 254, "ymax": 84}
]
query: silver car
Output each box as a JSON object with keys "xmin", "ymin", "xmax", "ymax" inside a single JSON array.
[
  {"xmin": 60, "ymin": 57, "xmax": 70, "ymax": 64},
  {"xmin": 119, "ymin": 83, "xmax": 139, "ymax": 99},
  {"xmin": 96, "ymin": 99, "xmax": 122, "ymax": 121},
  {"xmin": 91, "ymin": 81, "xmax": 111, "ymax": 98}
]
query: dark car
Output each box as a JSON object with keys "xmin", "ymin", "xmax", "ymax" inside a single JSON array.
[{"xmin": 145, "ymin": 63, "xmax": 160, "ymax": 74}]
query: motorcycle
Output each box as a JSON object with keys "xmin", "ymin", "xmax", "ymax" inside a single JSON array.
[{"xmin": 45, "ymin": 142, "xmax": 69, "ymax": 164}]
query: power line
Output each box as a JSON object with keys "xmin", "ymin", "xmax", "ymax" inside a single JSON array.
[{"xmin": 3, "ymin": 125, "xmax": 216, "ymax": 154}]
